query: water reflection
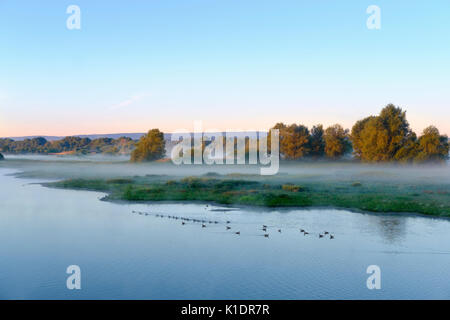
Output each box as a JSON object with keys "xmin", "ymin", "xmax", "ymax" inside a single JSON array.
[{"xmin": 376, "ymin": 217, "xmax": 407, "ymax": 243}]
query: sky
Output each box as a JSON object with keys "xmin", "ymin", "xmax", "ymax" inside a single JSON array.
[{"xmin": 1, "ymin": 0, "xmax": 449, "ymax": 137}]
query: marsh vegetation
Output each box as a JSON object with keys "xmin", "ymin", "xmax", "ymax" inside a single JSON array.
[{"xmin": 45, "ymin": 165, "xmax": 450, "ymax": 217}]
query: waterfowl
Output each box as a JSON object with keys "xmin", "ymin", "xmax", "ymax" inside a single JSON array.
[
  {"xmin": 304, "ymin": 232, "xmax": 309, "ymax": 235},
  {"xmin": 319, "ymin": 234, "xmax": 324, "ymax": 238},
  {"xmin": 226, "ymin": 221, "xmax": 231, "ymax": 224},
  {"xmin": 300, "ymin": 229, "xmax": 305, "ymax": 233},
  {"xmin": 262, "ymin": 225, "xmax": 268, "ymax": 228},
  {"xmin": 202, "ymin": 224, "xmax": 206, "ymax": 228},
  {"xmin": 262, "ymin": 227, "xmax": 267, "ymax": 232},
  {"xmin": 235, "ymin": 231, "xmax": 240, "ymax": 235},
  {"xmin": 182, "ymin": 222, "xmax": 185, "ymax": 225},
  {"xmin": 226, "ymin": 226, "xmax": 231, "ymax": 230},
  {"xmin": 278, "ymin": 229, "xmax": 281, "ymax": 233},
  {"xmin": 330, "ymin": 235, "xmax": 334, "ymax": 239},
  {"xmin": 264, "ymin": 234, "xmax": 269, "ymax": 238},
  {"xmin": 324, "ymin": 231, "xmax": 329, "ymax": 235}
]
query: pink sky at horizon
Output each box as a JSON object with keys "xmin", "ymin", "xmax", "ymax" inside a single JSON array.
[{"xmin": 1, "ymin": 111, "xmax": 448, "ymax": 138}]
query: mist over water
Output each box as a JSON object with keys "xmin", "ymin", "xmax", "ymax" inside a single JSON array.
[{"xmin": 1, "ymin": 155, "xmax": 450, "ymax": 184}]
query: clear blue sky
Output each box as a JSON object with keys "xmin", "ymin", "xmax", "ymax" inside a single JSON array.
[{"xmin": 1, "ymin": 0, "xmax": 449, "ymax": 136}]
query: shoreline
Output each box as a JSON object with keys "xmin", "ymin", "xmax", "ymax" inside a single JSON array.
[
  {"xmin": 39, "ymin": 181, "xmax": 450, "ymax": 222},
  {"xmin": 43, "ymin": 176, "xmax": 450, "ymax": 219}
]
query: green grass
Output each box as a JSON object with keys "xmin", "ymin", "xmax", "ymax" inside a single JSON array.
[{"xmin": 46, "ymin": 175, "xmax": 450, "ymax": 217}]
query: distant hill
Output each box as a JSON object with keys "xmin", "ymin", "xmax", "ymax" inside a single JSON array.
[
  {"xmin": 4, "ymin": 133, "xmax": 147, "ymax": 141},
  {"xmin": 3, "ymin": 131, "xmax": 267, "ymax": 142}
]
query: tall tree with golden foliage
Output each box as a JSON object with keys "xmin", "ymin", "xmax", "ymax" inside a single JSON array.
[
  {"xmin": 351, "ymin": 104, "xmax": 414, "ymax": 162},
  {"xmin": 130, "ymin": 129, "xmax": 166, "ymax": 162},
  {"xmin": 351, "ymin": 116, "xmax": 375, "ymax": 159},
  {"xmin": 415, "ymin": 126, "xmax": 449, "ymax": 163},
  {"xmin": 276, "ymin": 124, "xmax": 311, "ymax": 160},
  {"xmin": 310, "ymin": 125, "xmax": 325, "ymax": 157},
  {"xmin": 324, "ymin": 124, "xmax": 351, "ymax": 158},
  {"xmin": 351, "ymin": 104, "xmax": 449, "ymax": 163}
]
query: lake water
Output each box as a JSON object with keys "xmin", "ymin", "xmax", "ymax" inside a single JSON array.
[{"xmin": 1, "ymin": 167, "xmax": 449, "ymax": 299}]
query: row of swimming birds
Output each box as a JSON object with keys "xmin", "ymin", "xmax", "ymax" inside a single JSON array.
[{"xmin": 131, "ymin": 210, "xmax": 335, "ymax": 239}]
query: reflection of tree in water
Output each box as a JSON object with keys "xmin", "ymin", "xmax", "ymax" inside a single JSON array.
[{"xmin": 375, "ymin": 216, "xmax": 407, "ymax": 243}]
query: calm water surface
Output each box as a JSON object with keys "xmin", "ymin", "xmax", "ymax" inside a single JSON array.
[{"xmin": 0, "ymin": 168, "xmax": 449, "ymax": 299}]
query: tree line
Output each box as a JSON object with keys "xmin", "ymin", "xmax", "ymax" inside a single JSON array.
[
  {"xmin": 274, "ymin": 104, "xmax": 449, "ymax": 163},
  {"xmin": 130, "ymin": 104, "xmax": 449, "ymax": 163},
  {"xmin": 270, "ymin": 104, "xmax": 449, "ymax": 163},
  {"xmin": 0, "ymin": 136, "xmax": 135, "ymax": 155},
  {"xmin": 1, "ymin": 104, "xmax": 448, "ymax": 163}
]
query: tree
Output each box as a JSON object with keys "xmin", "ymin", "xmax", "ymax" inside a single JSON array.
[
  {"xmin": 0, "ymin": 136, "xmax": 136, "ymax": 155},
  {"xmin": 310, "ymin": 125, "xmax": 325, "ymax": 157},
  {"xmin": 130, "ymin": 129, "xmax": 166, "ymax": 162},
  {"xmin": 267, "ymin": 123, "xmax": 287, "ymax": 153},
  {"xmin": 324, "ymin": 124, "xmax": 350, "ymax": 158},
  {"xmin": 352, "ymin": 104, "xmax": 413, "ymax": 162},
  {"xmin": 0, "ymin": 138, "xmax": 13, "ymax": 153},
  {"xmin": 0, "ymin": 152, "xmax": 4, "ymax": 160},
  {"xmin": 279, "ymin": 124, "xmax": 311, "ymax": 160},
  {"xmin": 415, "ymin": 126, "xmax": 449, "ymax": 163},
  {"xmin": 351, "ymin": 116, "xmax": 375, "ymax": 159},
  {"xmin": 393, "ymin": 132, "xmax": 419, "ymax": 163}
]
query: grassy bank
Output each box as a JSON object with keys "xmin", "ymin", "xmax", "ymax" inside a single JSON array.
[{"xmin": 47, "ymin": 174, "xmax": 450, "ymax": 217}]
